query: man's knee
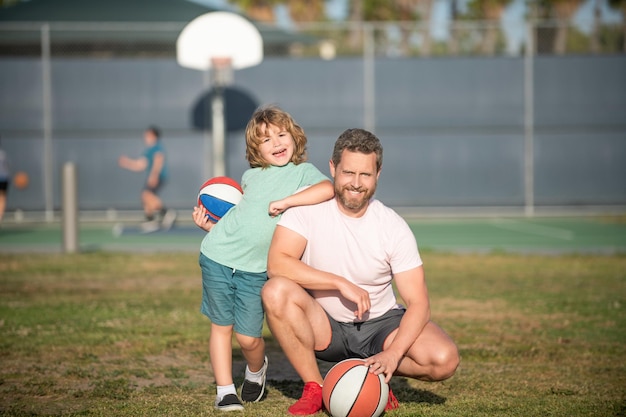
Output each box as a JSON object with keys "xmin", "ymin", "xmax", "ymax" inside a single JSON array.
[
  {"xmin": 431, "ymin": 342, "xmax": 460, "ymax": 381},
  {"xmin": 261, "ymin": 277, "xmax": 291, "ymax": 312}
]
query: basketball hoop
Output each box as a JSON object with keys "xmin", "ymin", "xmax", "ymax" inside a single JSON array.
[
  {"xmin": 176, "ymin": 11, "xmax": 263, "ymax": 179},
  {"xmin": 176, "ymin": 12, "xmax": 263, "ymax": 72},
  {"xmin": 211, "ymin": 57, "xmax": 233, "ymax": 87}
]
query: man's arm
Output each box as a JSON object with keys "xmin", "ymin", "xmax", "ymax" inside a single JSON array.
[
  {"xmin": 364, "ymin": 265, "xmax": 430, "ymax": 381},
  {"xmin": 387, "ymin": 266, "xmax": 431, "ymax": 355},
  {"xmin": 267, "ymin": 225, "xmax": 371, "ymax": 320}
]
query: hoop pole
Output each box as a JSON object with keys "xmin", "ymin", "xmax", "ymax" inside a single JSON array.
[
  {"xmin": 210, "ymin": 57, "xmax": 231, "ymax": 178},
  {"xmin": 524, "ymin": 10, "xmax": 535, "ymax": 217},
  {"xmin": 203, "ymin": 70, "xmax": 211, "ymax": 180},
  {"xmin": 212, "ymin": 89, "xmax": 226, "ymax": 177}
]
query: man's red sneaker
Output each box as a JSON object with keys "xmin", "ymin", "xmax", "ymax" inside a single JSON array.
[
  {"xmin": 288, "ymin": 381, "xmax": 323, "ymax": 416},
  {"xmin": 385, "ymin": 387, "xmax": 400, "ymax": 411}
]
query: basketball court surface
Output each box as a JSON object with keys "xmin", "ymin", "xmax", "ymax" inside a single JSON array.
[{"xmin": 1, "ymin": 216, "xmax": 625, "ymax": 255}]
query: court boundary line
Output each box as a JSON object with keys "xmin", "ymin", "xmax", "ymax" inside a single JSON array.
[{"xmin": 489, "ymin": 218, "xmax": 574, "ymax": 240}]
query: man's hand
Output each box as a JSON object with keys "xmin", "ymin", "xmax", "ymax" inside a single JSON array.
[
  {"xmin": 364, "ymin": 350, "xmax": 402, "ymax": 384},
  {"xmin": 337, "ymin": 280, "xmax": 371, "ymax": 321}
]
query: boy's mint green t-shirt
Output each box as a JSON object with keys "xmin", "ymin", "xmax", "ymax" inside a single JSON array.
[{"xmin": 200, "ymin": 162, "xmax": 328, "ymax": 273}]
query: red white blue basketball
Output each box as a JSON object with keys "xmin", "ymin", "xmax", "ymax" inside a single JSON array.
[
  {"xmin": 322, "ymin": 358, "xmax": 389, "ymax": 417},
  {"xmin": 197, "ymin": 176, "xmax": 243, "ymax": 223}
]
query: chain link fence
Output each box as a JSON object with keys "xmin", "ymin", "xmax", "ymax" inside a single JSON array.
[
  {"xmin": 0, "ymin": 19, "xmax": 624, "ymax": 58},
  {"xmin": 0, "ymin": 19, "xmax": 624, "ymax": 220}
]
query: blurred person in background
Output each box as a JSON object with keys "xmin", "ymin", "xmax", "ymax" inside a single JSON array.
[
  {"xmin": 0, "ymin": 136, "xmax": 10, "ymax": 224},
  {"xmin": 118, "ymin": 126, "xmax": 176, "ymax": 232}
]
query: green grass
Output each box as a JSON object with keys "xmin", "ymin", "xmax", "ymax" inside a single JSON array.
[{"xmin": 0, "ymin": 252, "xmax": 625, "ymax": 416}]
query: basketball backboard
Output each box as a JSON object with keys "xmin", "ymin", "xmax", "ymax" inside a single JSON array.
[{"xmin": 176, "ymin": 11, "xmax": 263, "ymax": 71}]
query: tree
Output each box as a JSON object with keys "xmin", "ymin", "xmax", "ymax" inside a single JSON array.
[
  {"xmin": 285, "ymin": 0, "xmax": 325, "ymax": 22},
  {"xmin": 344, "ymin": 0, "xmax": 428, "ymax": 56},
  {"xmin": 537, "ymin": 0, "xmax": 584, "ymax": 54},
  {"xmin": 590, "ymin": 0, "xmax": 601, "ymax": 53},
  {"xmin": 467, "ymin": 0, "xmax": 512, "ymax": 55},
  {"xmin": 227, "ymin": 0, "xmax": 278, "ymax": 22},
  {"xmin": 0, "ymin": 0, "xmax": 23, "ymax": 6},
  {"xmin": 608, "ymin": 0, "xmax": 626, "ymax": 51},
  {"xmin": 414, "ymin": 0, "xmax": 434, "ymax": 56}
]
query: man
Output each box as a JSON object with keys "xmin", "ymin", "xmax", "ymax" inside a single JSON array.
[
  {"xmin": 262, "ymin": 128, "xmax": 459, "ymax": 416},
  {"xmin": 118, "ymin": 126, "xmax": 176, "ymax": 232}
]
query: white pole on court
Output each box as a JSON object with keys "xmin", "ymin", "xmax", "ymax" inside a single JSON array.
[
  {"xmin": 41, "ymin": 23, "xmax": 54, "ymax": 222},
  {"xmin": 363, "ymin": 23, "xmax": 375, "ymax": 133},
  {"xmin": 62, "ymin": 162, "xmax": 78, "ymax": 253},
  {"xmin": 524, "ymin": 10, "xmax": 535, "ymax": 217}
]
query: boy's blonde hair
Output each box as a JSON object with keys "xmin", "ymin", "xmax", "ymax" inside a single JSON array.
[{"xmin": 245, "ymin": 106, "xmax": 308, "ymax": 168}]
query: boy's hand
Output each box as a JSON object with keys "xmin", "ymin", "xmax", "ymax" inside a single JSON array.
[
  {"xmin": 268, "ymin": 199, "xmax": 289, "ymax": 217},
  {"xmin": 192, "ymin": 206, "xmax": 215, "ymax": 232}
]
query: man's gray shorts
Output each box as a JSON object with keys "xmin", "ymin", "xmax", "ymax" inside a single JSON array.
[{"xmin": 315, "ymin": 308, "xmax": 405, "ymax": 362}]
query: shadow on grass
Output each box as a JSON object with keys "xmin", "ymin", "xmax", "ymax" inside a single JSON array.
[
  {"xmin": 267, "ymin": 376, "xmax": 445, "ymax": 406},
  {"xmin": 234, "ymin": 337, "xmax": 446, "ymax": 405},
  {"xmin": 267, "ymin": 379, "xmax": 305, "ymax": 400},
  {"xmin": 389, "ymin": 377, "xmax": 446, "ymax": 405}
]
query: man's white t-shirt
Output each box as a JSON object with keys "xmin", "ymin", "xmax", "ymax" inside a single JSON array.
[{"xmin": 277, "ymin": 198, "xmax": 423, "ymax": 323}]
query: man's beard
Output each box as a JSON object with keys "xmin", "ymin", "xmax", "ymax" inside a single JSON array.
[{"xmin": 336, "ymin": 184, "xmax": 375, "ymax": 212}]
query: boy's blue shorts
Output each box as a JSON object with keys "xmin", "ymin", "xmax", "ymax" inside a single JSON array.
[{"xmin": 199, "ymin": 253, "xmax": 267, "ymax": 338}]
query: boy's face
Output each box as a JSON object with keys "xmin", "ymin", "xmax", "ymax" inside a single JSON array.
[{"xmin": 257, "ymin": 123, "xmax": 295, "ymax": 167}]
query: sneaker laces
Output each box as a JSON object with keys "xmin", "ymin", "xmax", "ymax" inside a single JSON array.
[{"xmin": 301, "ymin": 382, "xmax": 322, "ymax": 400}]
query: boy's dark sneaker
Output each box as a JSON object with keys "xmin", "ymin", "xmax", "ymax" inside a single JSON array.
[
  {"xmin": 214, "ymin": 393, "xmax": 244, "ymax": 412},
  {"xmin": 241, "ymin": 356, "xmax": 268, "ymax": 402}
]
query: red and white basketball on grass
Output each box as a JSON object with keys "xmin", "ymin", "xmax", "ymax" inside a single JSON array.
[
  {"xmin": 322, "ymin": 358, "xmax": 389, "ymax": 417},
  {"xmin": 197, "ymin": 176, "xmax": 243, "ymax": 223}
]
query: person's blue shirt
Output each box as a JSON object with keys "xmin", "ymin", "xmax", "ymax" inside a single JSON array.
[{"xmin": 143, "ymin": 142, "xmax": 168, "ymax": 182}]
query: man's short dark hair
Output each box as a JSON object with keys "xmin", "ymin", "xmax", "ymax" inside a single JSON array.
[{"xmin": 331, "ymin": 128, "xmax": 383, "ymax": 172}]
